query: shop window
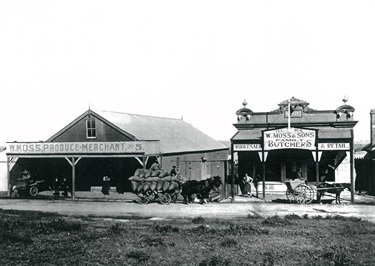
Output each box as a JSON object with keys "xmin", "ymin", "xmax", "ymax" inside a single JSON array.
[{"xmin": 86, "ymin": 119, "xmax": 96, "ymax": 139}]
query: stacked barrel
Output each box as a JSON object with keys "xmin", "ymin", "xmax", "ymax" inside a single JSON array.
[{"xmin": 128, "ymin": 169, "xmax": 182, "ymax": 193}]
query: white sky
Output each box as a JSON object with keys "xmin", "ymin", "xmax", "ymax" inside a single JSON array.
[{"xmin": 0, "ymin": 0, "xmax": 374, "ymax": 143}]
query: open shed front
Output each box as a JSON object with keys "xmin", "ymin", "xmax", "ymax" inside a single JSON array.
[
  {"xmin": 6, "ymin": 141, "xmax": 229, "ymax": 202},
  {"xmin": 5, "ymin": 141, "xmax": 159, "ymax": 200}
]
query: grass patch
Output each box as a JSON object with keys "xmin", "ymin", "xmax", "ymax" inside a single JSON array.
[
  {"xmin": 262, "ymin": 215, "xmax": 292, "ymax": 226},
  {"xmin": 192, "ymin": 216, "xmax": 206, "ymax": 224},
  {"xmin": 0, "ymin": 210, "xmax": 374, "ymax": 265}
]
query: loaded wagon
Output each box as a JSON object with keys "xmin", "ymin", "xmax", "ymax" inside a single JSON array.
[{"xmin": 129, "ymin": 168, "xmax": 183, "ymax": 204}]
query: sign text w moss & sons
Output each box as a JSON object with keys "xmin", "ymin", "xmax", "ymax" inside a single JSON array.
[{"xmin": 263, "ymin": 128, "xmax": 316, "ymax": 150}]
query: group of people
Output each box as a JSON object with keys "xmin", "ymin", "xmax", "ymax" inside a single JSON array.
[{"xmin": 54, "ymin": 177, "xmax": 70, "ymax": 197}]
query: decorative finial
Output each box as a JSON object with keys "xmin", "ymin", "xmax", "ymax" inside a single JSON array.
[
  {"xmin": 342, "ymin": 96, "xmax": 348, "ymax": 103},
  {"xmin": 242, "ymin": 99, "xmax": 248, "ymax": 107}
]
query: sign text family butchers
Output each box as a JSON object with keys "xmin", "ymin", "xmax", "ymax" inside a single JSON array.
[
  {"xmin": 7, "ymin": 141, "xmax": 145, "ymax": 155},
  {"xmin": 263, "ymin": 128, "xmax": 316, "ymax": 150}
]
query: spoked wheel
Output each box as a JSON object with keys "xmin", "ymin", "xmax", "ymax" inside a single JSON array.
[
  {"xmin": 294, "ymin": 184, "xmax": 314, "ymax": 204},
  {"xmin": 302, "ymin": 185, "xmax": 315, "ymax": 204},
  {"xmin": 139, "ymin": 190, "xmax": 156, "ymax": 204},
  {"xmin": 160, "ymin": 193, "xmax": 172, "ymax": 205},
  {"xmin": 29, "ymin": 186, "xmax": 39, "ymax": 197},
  {"xmin": 286, "ymin": 189, "xmax": 294, "ymax": 203},
  {"xmin": 146, "ymin": 190, "xmax": 156, "ymax": 203},
  {"xmin": 138, "ymin": 192, "xmax": 149, "ymax": 204}
]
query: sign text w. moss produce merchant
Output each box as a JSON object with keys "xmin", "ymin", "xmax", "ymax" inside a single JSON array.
[
  {"xmin": 7, "ymin": 141, "xmax": 145, "ymax": 154},
  {"xmin": 263, "ymin": 128, "xmax": 316, "ymax": 150}
]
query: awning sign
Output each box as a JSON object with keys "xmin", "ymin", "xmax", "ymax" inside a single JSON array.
[
  {"xmin": 263, "ymin": 127, "xmax": 316, "ymax": 151},
  {"xmin": 233, "ymin": 144, "xmax": 262, "ymax": 151},
  {"xmin": 318, "ymin": 143, "xmax": 350, "ymax": 150},
  {"xmin": 6, "ymin": 141, "xmax": 147, "ymax": 155}
]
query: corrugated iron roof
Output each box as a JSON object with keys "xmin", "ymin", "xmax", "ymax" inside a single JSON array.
[{"xmin": 94, "ymin": 110, "xmax": 228, "ymax": 155}]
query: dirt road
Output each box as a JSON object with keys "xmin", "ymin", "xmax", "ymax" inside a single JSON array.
[{"xmin": 1, "ymin": 198, "xmax": 375, "ymax": 223}]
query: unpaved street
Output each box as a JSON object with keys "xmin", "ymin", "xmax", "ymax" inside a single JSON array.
[{"xmin": 1, "ymin": 198, "xmax": 375, "ymax": 223}]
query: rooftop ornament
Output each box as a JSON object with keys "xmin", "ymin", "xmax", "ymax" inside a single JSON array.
[
  {"xmin": 334, "ymin": 95, "xmax": 355, "ymax": 121},
  {"xmin": 236, "ymin": 99, "xmax": 253, "ymax": 122},
  {"xmin": 278, "ymin": 97, "xmax": 310, "ymax": 114}
]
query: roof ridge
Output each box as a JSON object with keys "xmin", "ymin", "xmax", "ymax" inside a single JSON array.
[{"xmin": 94, "ymin": 109, "xmax": 183, "ymax": 121}]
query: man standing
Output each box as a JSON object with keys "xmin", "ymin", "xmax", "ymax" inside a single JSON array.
[{"xmin": 243, "ymin": 173, "xmax": 253, "ymax": 197}]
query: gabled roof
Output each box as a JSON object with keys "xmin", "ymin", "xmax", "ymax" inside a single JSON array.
[
  {"xmin": 49, "ymin": 109, "xmax": 228, "ymax": 155},
  {"xmin": 95, "ymin": 110, "xmax": 228, "ymax": 155}
]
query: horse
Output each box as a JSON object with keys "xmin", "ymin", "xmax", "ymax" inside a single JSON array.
[
  {"xmin": 317, "ymin": 182, "xmax": 351, "ymax": 204},
  {"xmin": 181, "ymin": 176, "xmax": 222, "ymax": 204}
]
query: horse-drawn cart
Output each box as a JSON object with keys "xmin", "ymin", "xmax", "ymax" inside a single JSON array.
[
  {"xmin": 285, "ymin": 180, "xmax": 351, "ymax": 204},
  {"xmin": 128, "ymin": 168, "xmax": 222, "ymax": 205}
]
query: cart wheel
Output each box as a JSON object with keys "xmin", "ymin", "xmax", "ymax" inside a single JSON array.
[
  {"xmin": 303, "ymin": 185, "xmax": 314, "ymax": 204},
  {"xmin": 139, "ymin": 195, "xmax": 149, "ymax": 204},
  {"xmin": 29, "ymin": 186, "xmax": 39, "ymax": 197},
  {"xmin": 160, "ymin": 193, "xmax": 172, "ymax": 205},
  {"xmin": 294, "ymin": 184, "xmax": 305, "ymax": 204},
  {"xmin": 286, "ymin": 189, "xmax": 294, "ymax": 203},
  {"xmin": 138, "ymin": 192, "xmax": 148, "ymax": 204},
  {"xmin": 147, "ymin": 191, "xmax": 156, "ymax": 203},
  {"xmin": 294, "ymin": 184, "xmax": 314, "ymax": 204}
]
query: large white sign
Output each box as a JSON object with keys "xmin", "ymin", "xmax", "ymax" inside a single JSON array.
[
  {"xmin": 233, "ymin": 144, "xmax": 262, "ymax": 151},
  {"xmin": 263, "ymin": 127, "xmax": 316, "ymax": 150},
  {"xmin": 6, "ymin": 141, "xmax": 146, "ymax": 155}
]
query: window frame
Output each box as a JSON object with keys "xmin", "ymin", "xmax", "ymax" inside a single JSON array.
[{"xmin": 86, "ymin": 119, "xmax": 97, "ymax": 139}]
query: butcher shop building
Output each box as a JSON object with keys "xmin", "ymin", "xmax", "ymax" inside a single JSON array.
[
  {"xmin": 231, "ymin": 97, "xmax": 357, "ymax": 202},
  {"xmin": 3, "ymin": 109, "xmax": 228, "ymax": 199}
]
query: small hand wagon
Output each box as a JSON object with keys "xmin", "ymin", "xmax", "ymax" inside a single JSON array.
[{"xmin": 285, "ymin": 179, "xmax": 315, "ymax": 204}]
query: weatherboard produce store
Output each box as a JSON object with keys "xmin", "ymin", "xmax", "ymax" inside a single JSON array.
[
  {"xmin": 3, "ymin": 109, "xmax": 228, "ymax": 200},
  {"xmin": 231, "ymin": 97, "xmax": 357, "ymax": 202}
]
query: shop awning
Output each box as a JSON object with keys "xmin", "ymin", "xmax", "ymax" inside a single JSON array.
[{"xmin": 231, "ymin": 130, "xmax": 262, "ymax": 141}]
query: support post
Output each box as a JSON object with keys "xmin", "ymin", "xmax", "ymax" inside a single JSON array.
[
  {"xmin": 350, "ymin": 142, "xmax": 355, "ymax": 204},
  {"xmin": 7, "ymin": 156, "xmax": 10, "ymax": 197},
  {"xmin": 261, "ymin": 135, "xmax": 266, "ymax": 201},
  {"xmin": 315, "ymin": 148, "xmax": 320, "ymax": 186},
  {"xmin": 65, "ymin": 157, "xmax": 80, "ymax": 201},
  {"xmin": 262, "ymin": 161, "xmax": 266, "ymax": 202},
  {"xmin": 224, "ymin": 159, "xmax": 228, "ymax": 199},
  {"xmin": 231, "ymin": 143, "xmax": 234, "ymax": 202},
  {"xmin": 72, "ymin": 157, "xmax": 76, "ymax": 201}
]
